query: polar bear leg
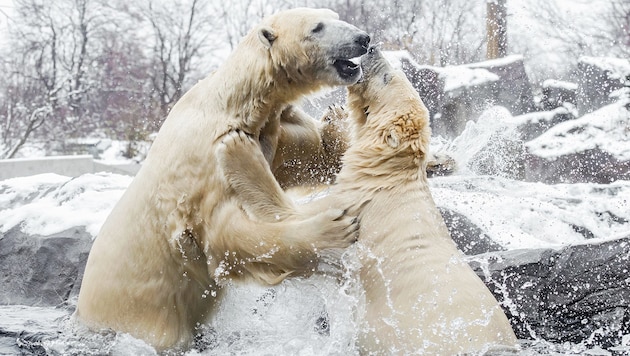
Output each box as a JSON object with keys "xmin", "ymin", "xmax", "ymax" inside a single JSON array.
[
  {"xmin": 216, "ymin": 130, "xmax": 359, "ymax": 247},
  {"xmin": 217, "ymin": 130, "xmax": 296, "ymax": 221},
  {"xmin": 212, "ymin": 199, "xmax": 358, "ymax": 284}
]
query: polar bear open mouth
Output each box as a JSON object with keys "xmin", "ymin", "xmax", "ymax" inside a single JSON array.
[{"xmin": 333, "ymin": 56, "xmax": 362, "ymax": 80}]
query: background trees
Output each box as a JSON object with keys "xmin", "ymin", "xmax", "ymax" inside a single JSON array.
[{"xmin": 0, "ymin": 0, "xmax": 627, "ymax": 159}]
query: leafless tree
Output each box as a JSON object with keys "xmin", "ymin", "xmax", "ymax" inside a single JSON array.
[
  {"xmin": 133, "ymin": 0, "xmax": 216, "ymax": 125},
  {"xmin": 313, "ymin": 0, "xmax": 484, "ymax": 66}
]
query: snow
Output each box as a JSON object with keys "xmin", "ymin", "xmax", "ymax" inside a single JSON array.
[
  {"xmin": 431, "ymin": 176, "xmax": 630, "ymax": 250},
  {"xmin": 1, "ymin": 144, "xmax": 628, "ymax": 253},
  {"xmin": 542, "ymin": 79, "xmax": 578, "ymax": 91},
  {"xmin": 381, "ymin": 49, "xmax": 501, "ymax": 93},
  {"xmin": 527, "ymin": 96, "xmax": 630, "ymax": 160},
  {"xmin": 438, "ymin": 65, "xmax": 499, "ymax": 93},
  {"xmin": 0, "ymin": 172, "xmax": 131, "ymax": 237},
  {"xmin": 468, "ymin": 54, "xmax": 524, "ymax": 69},
  {"xmin": 382, "ymin": 50, "xmax": 422, "ymax": 71},
  {"xmin": 580, "ymin": 56, "xmax": 630, "ymax": 85},
  {"xmin": 507, "ymin": 105, "xmax": 572, "ymax": 126}
]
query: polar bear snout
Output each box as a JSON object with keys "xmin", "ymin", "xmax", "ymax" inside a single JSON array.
[
  {"xmin": 326, "ymin": 24, "xmax": 370, "ymax": 83},
  {"xmin": 359, "ymin": 46, "xmax": 390, "ymax": 78}
]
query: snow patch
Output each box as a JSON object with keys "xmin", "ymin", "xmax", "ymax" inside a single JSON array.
[
  {"xmin": 439, "ymin": 66, "xmax": 499, "ymax": 92},
  {"xmin": 526, "ymin": 97, "xmax": 630, "ymax": 160},
  {"xmin": 0, "ymin": 173, "xmax": 131, "ymax": 237}
]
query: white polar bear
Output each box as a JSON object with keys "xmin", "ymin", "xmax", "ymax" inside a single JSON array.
[
  {"xmin": 75, "ymin": 8, "xmax": 369, "ymax": 352},
  {"xmin": 341, "ymin": 47, "xmax": 519, "ymax": 354}
]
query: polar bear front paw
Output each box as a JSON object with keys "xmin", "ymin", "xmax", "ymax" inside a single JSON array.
[
  {"xmin": 216, "ymin": 129, "xmax": 262, "ymax": 179},
  {"xmin": 308, "ymin": 208, "xmax": 359, "ymax": 249},
  {"xmin": 217, "ymin": 129, "xmax": 257, "ymax": 155}
]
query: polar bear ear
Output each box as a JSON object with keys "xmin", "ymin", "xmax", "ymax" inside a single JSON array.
[
  {"xmin": 386, "ymin": 128, "xmax": 399, "ymax": 148},
  {"xmin": 258, "ymin": 27, "xmax": 277, "ymax": 49}
]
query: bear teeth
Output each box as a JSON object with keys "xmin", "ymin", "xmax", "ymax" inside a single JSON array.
[{"xmin": 348, "ymin": 56, "xmax": 361, "ymax": 67}]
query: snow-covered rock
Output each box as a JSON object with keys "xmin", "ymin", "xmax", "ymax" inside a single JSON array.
[
  {"xmin": 509, "ymin": 105, "xmax": 577, "ymax": 141},
  {"xmin": 540, "ymin": 79, "xmax": 578, "ymax": 111},
  {"xmin": 467, "ymin": 55, "xmax": 536, "ymax": 115},
  {"xmin": 525, "ymin": 93, "xmax": 630, "ymax": 183},
  {"xmin": 527, "ymin": 94, "xmax": 630, "ymax": 162},
  {"xmin": 577, "ymin": 56, "xmax": 630, "ymax": 115},
  {"xmin": 0, "ymin": 173, "xmax": 130, "ymax": 306},
  {"xmin": 433, "ymin": 55, "xmax": 535, "ymax": 138}
]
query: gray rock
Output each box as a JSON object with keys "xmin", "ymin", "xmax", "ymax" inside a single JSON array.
[
  {"xmin": 439, "ymin": 78, "xmax": 497, "ymax": 138},
  {"xmin": 438, "ymin": 207, "xmax": 505, "ymax": 255},
  {"xmin": 540, "ymin": 80, "xmax": 577, "ymax": 111},
  {"xmin": 397, "ymin": 57, "xmax": 445, "ymax": 126},
  {"xmin": 437, "ymin": 56, "xmax": 536, "ymax": 138},
  {"xmin": 514, "ymin": 107, "xmax": 577, "ymax": 141},
  {"xmin": 470, "ymin": 236, "xmax": 630, "ymax": 347},
  {"xmin": 0, "ymin": 226, "xmax": 92, "ymax": 307},
  {"xmin": 467, "ymin": 55, "xmax": 536, "ymax": 116},
  {"xmin": 525, "ymin": 148, "xmax": 630, "ymax": 184},
  {"xmin": 576, "ymin": 57, "xmax": 630, "ymax": 115}
]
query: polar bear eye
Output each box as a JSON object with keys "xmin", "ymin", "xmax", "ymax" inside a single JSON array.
[{"xmin": 312, "ymin": 22, "xmax": 324, "ymax": 33}]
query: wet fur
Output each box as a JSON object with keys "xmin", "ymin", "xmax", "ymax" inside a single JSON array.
[
  {"xmin": 310, "ymin": 48, "xmax": 519, "ymax": 354},
  {"xmin": 75, "ymin": 8, "xmax": 367, "ymax": 351}
]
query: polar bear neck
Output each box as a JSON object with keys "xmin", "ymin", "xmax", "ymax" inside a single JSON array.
[
  {"xmin": 213, "ymin": 35, "xmax": 319, "ymax": 135},
  {"xmin": 336, "ymin": 146, "xmax": 428, "ymax": 191}
]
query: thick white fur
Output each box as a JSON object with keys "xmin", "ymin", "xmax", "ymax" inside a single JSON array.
[
  {"xmin": 311, "ymin": 49, "xmax": 519, "ymax": 354},
  {"xmin": 75, "ymin": 8, "xmax": 368, "ymax": 351}
]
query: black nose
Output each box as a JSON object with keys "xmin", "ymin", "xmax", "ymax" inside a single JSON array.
[{"xmin": 355, "ymin": 33, "xmax": 371, "ymax": 51}]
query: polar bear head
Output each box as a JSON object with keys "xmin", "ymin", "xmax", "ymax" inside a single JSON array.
[
  {"xmin": 346, "ymin": 47, "xmax": 431, "ymax": 170},
  {"xmin": 256, "ymin": 8, "xmax": 370, "ymax": 88}
]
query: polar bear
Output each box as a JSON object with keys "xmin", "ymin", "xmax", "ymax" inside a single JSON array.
[
  {"xmin": 75, "ymin": 8, "xmax": 369, "ymax": 351},
  {"xmin": 339, "ymin": 48, "xmax": 518, "ymax": 354}
]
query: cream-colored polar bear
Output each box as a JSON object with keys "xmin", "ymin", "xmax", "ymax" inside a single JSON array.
[
  {"xmin": 75, "ymin": 8, "xmax": 369, "ymax": 351},
  {"xmin": 218, "ymin": 48, "xmax": 519, "ymax": 354},
  {"xmin": 341, "ymin": 48, "xmax": 518, "ymax": 354}
]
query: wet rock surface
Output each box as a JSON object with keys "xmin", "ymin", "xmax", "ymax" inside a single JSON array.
[
  {"xmin": 438, "ymin": 207, "xmax": 505, "ymax": 255},
  {"xmin": 470, "ymin": 236, "xmax": 630, "ymax": 348},
  {"xmin": 0, "ymin": 226, "xmax": 91, "ymax": 307},
  {"xmin": 525, "ymin": 148, "xmax": 630, "ymax": 184}
]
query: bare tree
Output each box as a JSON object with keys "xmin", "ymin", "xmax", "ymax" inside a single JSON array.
[
  {"xmin": 136, "ymin": 0, "xmax": 215, "ymax": 125},
  {"xmin": 598, "ymin": 0, "xmax": 630, "ymax": 58},
  {"xmin": 0, "ymin": 1, "xmax": 63, "ymax": 158},
  {"xmin": 315, "ymin": 0, "xmax": 484, "ymax": 66},
  {"xmin": 211, "ymin": 0, "xmax": 290, "ymax": 51}
]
